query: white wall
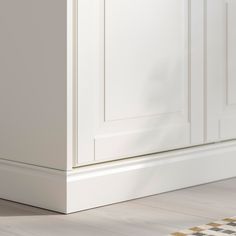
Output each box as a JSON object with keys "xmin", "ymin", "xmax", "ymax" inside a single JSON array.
[{"xmin": 0, "ymin": 0, "xmax": 68, "ymax": 170}]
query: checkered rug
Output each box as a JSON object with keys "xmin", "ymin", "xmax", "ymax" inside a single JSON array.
[{"xmin": 170, "ymin": 216, "xmax": 236, "ymax": 235}]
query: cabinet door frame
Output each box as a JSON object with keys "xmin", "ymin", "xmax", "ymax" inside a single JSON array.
[
  {"xmin": 206, "ymin": 0, "xmax": 236, "ymax": 142},
  {"xmin": 74, "ymin": 0, "xmax": 205, "ymax": 166}
]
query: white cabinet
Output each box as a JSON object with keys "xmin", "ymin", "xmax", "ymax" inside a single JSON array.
[
  {"xmin": 76, "ymin": 0, "xmax": 236, "ymax": 166},
  {"xmin": 0, "ymin": 0, "xmax": 236, "ymax": 213},
  {"xmin": 76, "ymin": 0, "xmax": 205, "ymax": 165}
]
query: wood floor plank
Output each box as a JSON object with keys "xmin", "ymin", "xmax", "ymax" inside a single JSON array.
[
  {"xmin": 0, "ymin": 216, "xmax": 125, "ymax": 236},
  {"xmin": 133, "ymin": 178, "xmax": 236, "ymax": 220},
  {"xmin": 133, "ymin": 192, "xmax": 236, "ymax": 220},
  {"xmin": 76, "ymin": 202, "xmax": 209, "ymax": 236}
]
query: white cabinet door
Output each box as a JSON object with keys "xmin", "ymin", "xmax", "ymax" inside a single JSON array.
[
  {"xmin": 76, "ymin": 0, "xmax": 204, "ymax": 165},
  {"xmin": 206, "ymin": 0, "xmax": 236, "ymax": 142}
]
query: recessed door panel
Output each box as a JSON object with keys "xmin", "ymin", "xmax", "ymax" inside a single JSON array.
[{"xmin": 105, "ymin": 0, "xmax": 186, "ymax": 121}]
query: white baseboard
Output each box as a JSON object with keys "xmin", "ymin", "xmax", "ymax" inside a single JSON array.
[
  {"xmin": 1, "ymin": 141, "xmax": 236, "ymax": 213},
  {"xmin": 66, "ymin": 141, "xmax": 236, "ymax": 213}
]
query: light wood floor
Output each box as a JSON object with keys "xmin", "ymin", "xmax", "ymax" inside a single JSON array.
[{"xmin": 0, "ymin": 177, "xmax": 235, "ymax": 236}]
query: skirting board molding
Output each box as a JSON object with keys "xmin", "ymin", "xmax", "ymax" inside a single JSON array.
[{"xmin": 1, "ymin": 141, "xmax": 236, "ymax": 214}]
